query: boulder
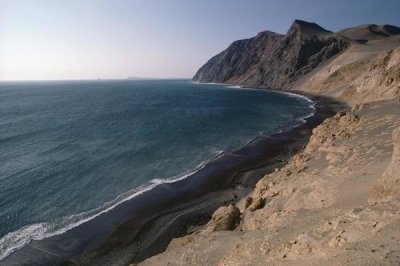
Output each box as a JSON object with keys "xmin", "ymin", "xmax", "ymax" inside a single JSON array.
[
  {"xmin": 248, "ymin": 197, "xmax": 266, "ymax": 212},
  {"xmin": 211, "ymin": 204, "xmax": 241, "ymax": 231}
]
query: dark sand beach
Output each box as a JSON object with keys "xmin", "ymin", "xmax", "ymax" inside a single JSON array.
[{"xmin": 1, "ymin": 92, "xmax": 345, "ymax": 266}]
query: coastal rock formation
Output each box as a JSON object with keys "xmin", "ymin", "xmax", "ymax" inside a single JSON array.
[
  {"xmin": 369, "ymin": 126, "xmax": 400, "ymax": 202},
  {"xmin": 247, "ymin": 196, "xmax": 266, "ymax": 212},
  {"xmin": 193, "ymin": 31, "xmax": 283, "ymax": 84},
  {"xmin": 305, "ymin": 111, "xmax": 360, "ymax": 155},
  {"xmin": 210, "ymin": 204, "xmax": 240, "ymax": 231},
  {"xmin": 244, "ymin": 20, "xmax": 349, "ymax": 88},
  {"xmin": 194, "ymin": 20, "xmax": 400, "ymax": 105},
  {"xmin": 193, "ymin": 20, "xmax": 349, "ymax": 89},
  {"xmin": 193, "ymin": 20, "xmax": 348, "ymax": 89}
]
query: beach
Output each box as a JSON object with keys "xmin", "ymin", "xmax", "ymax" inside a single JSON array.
[{"xmin": 1, "ymin": 92, "xmax": 344, "ymax": 265}]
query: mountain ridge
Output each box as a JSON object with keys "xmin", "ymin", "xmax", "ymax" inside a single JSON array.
[
  {"xmin": 193, "ymin": 20, "xmax": 400, "ymax": 92},
  {"xmin": 337, "ymin": 24, "xmax": 400, "ymax": 41}
]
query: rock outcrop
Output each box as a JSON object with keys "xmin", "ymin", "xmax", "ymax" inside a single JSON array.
[
  {"xmin": 305, "ymin": 111, "xmax": 360, "ymax": 154},
  {"xmin": 242, "ymin": 20, "xmax": 349, "ymax": 89},
  {"xmin": 210, "ymin": 204, "xmax": 240, "ymax": 231},
  {"xmin": 193, "ymin": 31, "xmax": 283, "ymax": 84}
]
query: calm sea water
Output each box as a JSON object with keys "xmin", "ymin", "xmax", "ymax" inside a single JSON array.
[{"xmin": 0, "ymin": 79, "xmax": 314, "ymax": 259}]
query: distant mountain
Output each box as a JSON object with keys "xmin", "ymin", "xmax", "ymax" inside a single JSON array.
[
  {"xmin": 127, "ymin": 77, "xmax": 156, "ymax": 80},
  {"xmin": 193, "ymin": 20, "xmax": 400, "ymax": 89},
  {"xmin": 337, "ymin": 24, "xmax": 400, "ymax": 41}
]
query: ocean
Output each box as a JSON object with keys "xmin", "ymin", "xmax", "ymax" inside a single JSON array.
[{"xmin": 0, "ymin": 79, "xmax": 314, "ymax": 260}]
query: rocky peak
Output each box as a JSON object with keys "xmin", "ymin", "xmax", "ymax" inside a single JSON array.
[
  {"xmin": 287, "ymin": 19, "xmax": 333, "ymax": 40},
  {"xmin": 193, "ymin": 20, "xmax": 350, "ymax": 88},
  {"xmin": 255, "ymin": 30, "xmax": 282, "ymax": 38}
]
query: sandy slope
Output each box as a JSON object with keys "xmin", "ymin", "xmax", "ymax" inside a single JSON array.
[
  {"xmin": 296, "ymin": 35, "xmax": 400, "ymax": 104},
  {"xmin": 138, "ymin": 26, "xmax": 400, "ymax": 266}
]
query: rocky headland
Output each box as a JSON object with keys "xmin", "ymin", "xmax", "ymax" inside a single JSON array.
[{"xmin": 141, "ymin": 20, "xmax": 400, "ymax": 265}]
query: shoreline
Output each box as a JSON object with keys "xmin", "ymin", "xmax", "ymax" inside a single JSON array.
[{"xmin": 1, "ymin": 91, "xmax": 346, "ymax": 266}]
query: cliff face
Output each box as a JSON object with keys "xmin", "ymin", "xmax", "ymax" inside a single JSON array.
[
  {"xmin": 192, "ymin": 31, "xmax": 283, "ymax": 83},
  {"xmin": 193, "ymin": 20, "xmax": 349, "ymax": 89}
]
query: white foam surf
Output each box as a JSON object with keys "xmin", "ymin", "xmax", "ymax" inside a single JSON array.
[{"xmin": 0, "ymin": 151, "xmax": 225, "ymax": 261}]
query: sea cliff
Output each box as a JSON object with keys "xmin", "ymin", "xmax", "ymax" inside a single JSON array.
[{"xmin": 140, "ymin": 20, "xmax": 400, "ymax": 265}]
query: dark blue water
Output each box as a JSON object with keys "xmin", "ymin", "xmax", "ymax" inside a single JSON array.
[{"xmin": 0, "ymin": 79, "xmax": 314, "ymax": 259}]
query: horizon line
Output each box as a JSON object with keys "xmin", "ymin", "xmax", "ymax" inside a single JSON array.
[{"xmin": 0, "ymin": 77, "xmax": 193, "ymax": 82}]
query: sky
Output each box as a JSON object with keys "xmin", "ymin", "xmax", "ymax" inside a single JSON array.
[{"xmin": 0, "ymin": 0, "xmax": 399, "ymax": 81}]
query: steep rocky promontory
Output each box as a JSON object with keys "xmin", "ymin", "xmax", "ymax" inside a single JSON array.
[
  {"xmin": 193, "ymin": 30, "xmax": 283, "ymax": 84},
  {"xmin": 194, "ymin": 20, "xmax": 400, "ymax": 101},
  {"xmin": 193, "ymin": 20, "xmax": 350, "ymax": 89}
]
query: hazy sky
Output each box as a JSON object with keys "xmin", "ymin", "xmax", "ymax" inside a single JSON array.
[{"xmin": 1, "ymin": 0, "xmax": 399, "ymax": 81}]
